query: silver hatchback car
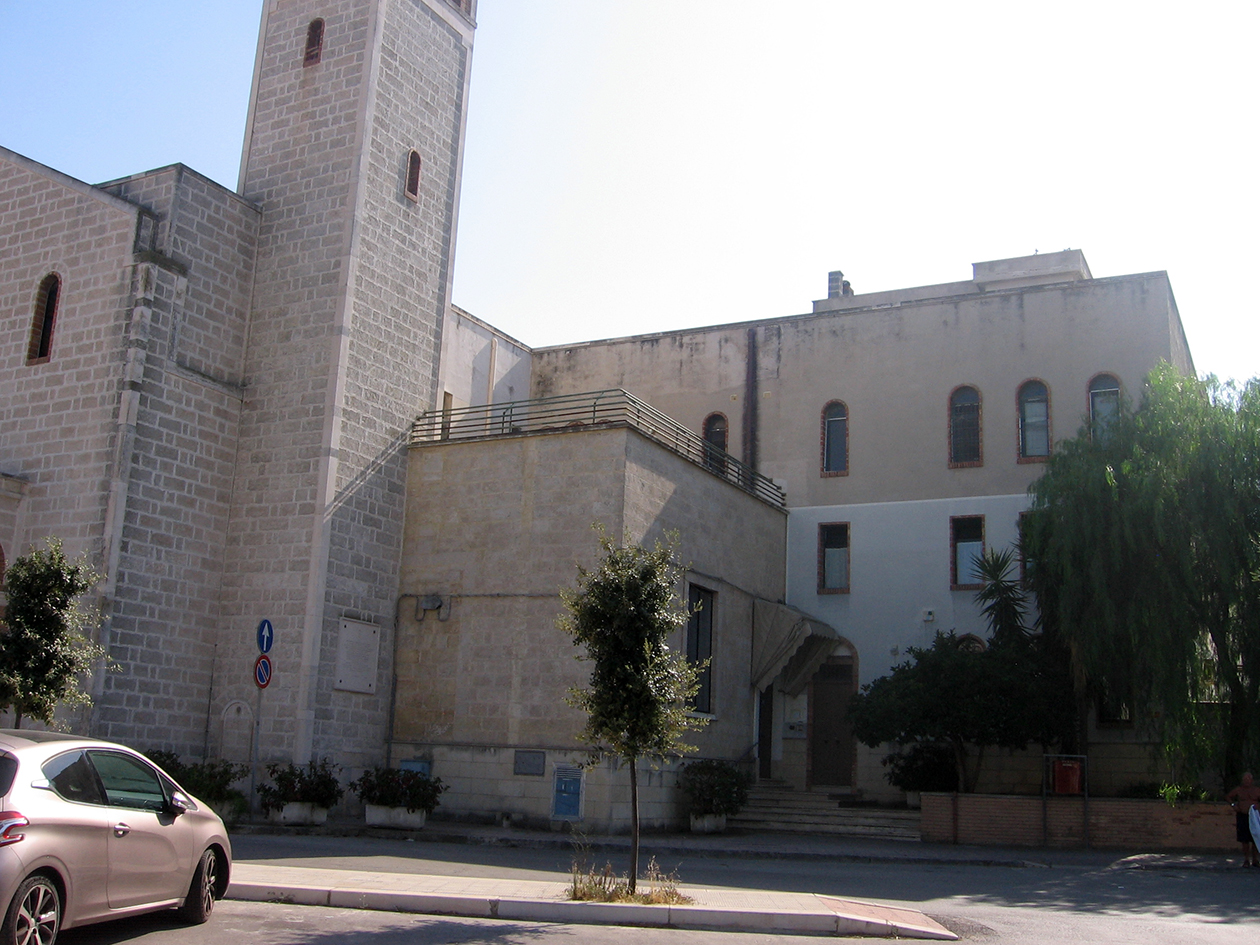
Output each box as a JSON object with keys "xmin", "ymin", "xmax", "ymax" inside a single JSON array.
[{"xmin": 0, "ymin": 730, "xmax": 231, "ymax": 945}]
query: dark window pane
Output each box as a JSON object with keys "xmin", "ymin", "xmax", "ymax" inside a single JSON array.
[
  {"xmin": 687, "ymin": 586, "xmax": 714, "ymax": 713},
  {"xmin": 950, "ymin": 387, "xmax": 981, "ymax": 464},
  {"xmin": 42, "ymin": 751, "xmax": 105, "ymax": 805}
]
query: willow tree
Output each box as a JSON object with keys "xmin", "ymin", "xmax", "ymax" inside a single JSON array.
[
  {"xmin": 1025, "ymin": 363, "xmax": 1260, "ymax": 784},
  {"xmin": 560, "ymin": 529, "xmax": 706, "ymax": 892},
  {"xmin": 0, "ymin": 538, "xmax": 104, "ymax": 727}
]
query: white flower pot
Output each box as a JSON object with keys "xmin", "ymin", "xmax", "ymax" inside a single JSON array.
[
  {"xmin": 268, "ymin": 801, "xmax": 328, "ymax": 825},
  {"xmin": 364, "ymin": 804, "xmax": 428, "ymax": 829},
  {"xmin": 689, "ymin": 813, "xmax": 727, "ymax": 833}
]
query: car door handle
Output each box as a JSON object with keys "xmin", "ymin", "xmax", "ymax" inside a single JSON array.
[{"xmin": 113, "ymin": 823, "xmax": 131, "ymax": 837}]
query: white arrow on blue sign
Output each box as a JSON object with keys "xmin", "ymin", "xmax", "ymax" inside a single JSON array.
[{"xmin": 257, "ymin": 619, "xmax": 274, "ymax": 654}]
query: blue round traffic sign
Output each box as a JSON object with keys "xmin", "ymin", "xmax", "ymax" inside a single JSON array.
[
  {"xmin": 254, "ymin": 654, "xmax": 273, "ymax": 689},
  {"xmin": 257, "ymin": 619, "xmax": 274, "ymax": 654}
]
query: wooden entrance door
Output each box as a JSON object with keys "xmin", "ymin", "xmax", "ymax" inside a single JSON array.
[{"xmin": 809, "ymin": 659, "xmax": 855, "ymax": 787}]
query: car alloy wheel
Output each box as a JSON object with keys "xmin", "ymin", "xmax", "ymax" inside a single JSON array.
[
  {"xmin": 5, "ymin": 875, "xmax": 60, "ymax": 945},
  {"xmin": 179, "ymin": 849, "xmax": 217, "ymax": 924}
]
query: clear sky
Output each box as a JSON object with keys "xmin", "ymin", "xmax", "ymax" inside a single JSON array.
[{"xmin": 2, "ymin": 1, "xmax": 1255, "ymax": 383}]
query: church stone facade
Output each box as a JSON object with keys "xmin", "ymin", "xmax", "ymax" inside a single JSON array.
[{"xmin": 0, "ymin": 0, "xmax": 1194, "ymax": 826}]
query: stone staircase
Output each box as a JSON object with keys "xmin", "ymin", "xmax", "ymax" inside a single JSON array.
[{"xmin": 729, "ymin": 782, "xmax": 921, "ymax": 841}]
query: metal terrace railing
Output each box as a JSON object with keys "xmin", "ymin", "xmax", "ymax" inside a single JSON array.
[{"xmin": 410, "ymin": 388, "xmax": 786, "ymax": 509}]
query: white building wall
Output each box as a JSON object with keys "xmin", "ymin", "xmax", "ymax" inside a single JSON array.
[{"xmin": 786, "ymin": 493, "xmax": 1030, "ymax": 686}]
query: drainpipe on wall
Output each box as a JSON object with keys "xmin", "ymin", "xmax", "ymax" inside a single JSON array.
[{"xmin": 742, "ymin": 328, "xmax": 759, "ymax": 471}]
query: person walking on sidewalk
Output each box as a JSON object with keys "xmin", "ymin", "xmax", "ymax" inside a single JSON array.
[{"xmin": 1226, "ymin": 772, "xmax": 1260, "ymax": 867}]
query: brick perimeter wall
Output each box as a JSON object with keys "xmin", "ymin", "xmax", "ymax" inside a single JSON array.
[{"xmin": 922, "ymin": 793, "xmax": 1241, "ymax": 851}]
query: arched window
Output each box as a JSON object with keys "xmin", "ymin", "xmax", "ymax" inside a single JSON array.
[
  {"xmin": 949, "ymin": 386, "xmax": 982, "ymax": 466},
  {"xmin": 821, "ymin": 401, "xmax": 848, "ymax": 475},
  {"xmin": 404, "ymin": 150, "xmax": 422, "ymax": 201},
  {"xmin": 304, "ymin": 19, "xmax": 325, "ymax": 66},
  {"xmin": 1089, "ymin": 374, "xmax": 1120, "ymax": 440},
  {"xmin": 702, "ymin": 413, "xmax": 728, "ymax": 473},
  {"xmin": 1017, "ymin": 380, "xmax": 1050, "ymax": 460},
  {"xmin": 28, "ymin": 273, "xmax": 61, "ymax": 363}
]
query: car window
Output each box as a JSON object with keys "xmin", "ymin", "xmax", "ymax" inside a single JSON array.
[
  {"xmin": 0, "ymin": 753, "xmax": 16, "ymax": 796},
  {"xmin": 42, "ymin": 751, "xmax": 106, "ymax": 805},
  {"xmin": 87, "ymin": 751, "xmax": 168, "ymax": 812}
]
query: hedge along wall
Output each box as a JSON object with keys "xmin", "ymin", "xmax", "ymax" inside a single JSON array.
[{"xmin": 921, "ymin": 794, "xmax": 1241, "ymax": 851}]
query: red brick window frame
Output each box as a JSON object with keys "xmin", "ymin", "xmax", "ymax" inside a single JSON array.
[
  {"xmin": 405, "ymin": 150, "xmax": 422, "ymax": 201},
  {"xmin": 950, "ymin": 515, "xmax": 985, "ymax": 590},
  {"xmin": 28, "ymin": 272, "xmax": 61, "ymax": 364},
  {"xmin": 1016, "ymin": 379, "xmax": 1051, "ymax": 463},
  {"xmin": 817, "ymin": 522, "xmax": 851, "ymax": 594},
  {"xmin": 303, "ymin": 19, "xmax": 325, "ymax": 66},
  {"xmin": 820, "ymin": 400, "xmax": 848, "ymax": 477},
  {"xmin": 948, "ymin": 385, "xmax": 982, "ymax": 468}
]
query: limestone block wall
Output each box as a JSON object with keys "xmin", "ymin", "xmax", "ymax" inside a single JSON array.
[
  {"xmin": 87, "ymin": 167, "xmax": 260, "ymax": 754},
  {"xmin": 0, "ymin": 148, "xmax": 140, "ymax": 559},
  {"xmin": 394, "ymin": 424, "xmax": 785, "ymax": 826}
]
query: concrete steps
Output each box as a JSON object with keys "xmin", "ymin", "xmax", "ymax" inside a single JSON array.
[{"xmin": 730, "ymin": 784, "xmax": 921, "ymax": 841}]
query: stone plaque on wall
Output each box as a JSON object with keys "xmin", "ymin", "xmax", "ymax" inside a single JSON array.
[{"xmin": 334, "ymin": 618, "xmax": 380, "ymax": 694}]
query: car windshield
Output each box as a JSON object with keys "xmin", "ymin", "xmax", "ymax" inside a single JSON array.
[{"xmin": 0, "ymin": 753, "xmax": 16, "ymax": 796}]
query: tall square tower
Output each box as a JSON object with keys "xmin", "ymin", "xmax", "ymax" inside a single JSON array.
[{"xmin": 218, "ymin": 0, "xmax": 475, "ymax": 765}]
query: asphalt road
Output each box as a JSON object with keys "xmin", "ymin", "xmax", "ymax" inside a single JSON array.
[{"xmin": 57, "ymin": 833, "xmax": 1260, "ymax": 944}]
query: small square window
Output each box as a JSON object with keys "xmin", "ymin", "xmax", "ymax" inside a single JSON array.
[{"xmin": 818, "ymin": 523, "xmax": 850, "ymax": 593}]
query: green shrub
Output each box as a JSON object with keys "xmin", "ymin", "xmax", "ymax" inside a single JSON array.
[
  {"xmin": 146, "ymin": 750, "xmax": 249, "ymax": 817},
  {"xmin": 882, "ymin": 744, "xmax": 959, "ymax": 792},
  {"xmin": 1158, "ymin": 781, "xmax": 1207, "ymax": 806},
  {"xmin": 677, "ymin": 759, "xmax": 750, "ymax": 817},
  {"xmin": 257, "ymin": 759, "xmax": 344, "ymax": 813},
  {"xmin": 351, "ymin": 767, "xmax": 447, "ymax": 814}
]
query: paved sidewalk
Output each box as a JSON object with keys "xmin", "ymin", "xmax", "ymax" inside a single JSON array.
[{"xmin": 227, "ymin": 862, "xmax": 958, "ymax": 939}]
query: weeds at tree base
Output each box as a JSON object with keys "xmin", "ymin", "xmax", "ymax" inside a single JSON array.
[
  {"xmin": 569, "ymin": 856, "xmax": 692, "ymax": 904},
  {"xmin": 568, "ymin": 831, "xmax": 691, "ymax": 904}
]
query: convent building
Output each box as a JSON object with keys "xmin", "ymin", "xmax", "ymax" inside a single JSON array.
[{"xmin": 0, "ymin": 0, "xmax": 1193, "ymax": 828}]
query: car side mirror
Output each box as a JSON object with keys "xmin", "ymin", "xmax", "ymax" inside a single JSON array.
[
  {"xmin": 29, "ymin": 778, "xmax": 52, "ymax": 791},
  {"xmin": 167, "ymin": 791, "xmax": 192, "ymax": 815}
]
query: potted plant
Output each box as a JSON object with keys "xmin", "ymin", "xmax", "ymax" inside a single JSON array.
[
  {"xmin": 677, "ymin": 759, "xmax": 750, "ymax": 833},
  {"xmin": 258, "ymin": 758, "xmax": 344, "ymax": 824},
  {"xmin": 351, "ymin": 766, "xmax": 447, "ymax": 828}
]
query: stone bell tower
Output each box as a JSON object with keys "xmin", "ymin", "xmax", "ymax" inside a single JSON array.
[{"xmin": 217, "ymin": 0, "xmax": 476, "ymax": 766}]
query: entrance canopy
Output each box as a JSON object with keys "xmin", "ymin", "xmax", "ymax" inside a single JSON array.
[{"xmin": 751, "ymin": 599, "xmax": 847, "ymax": 696}]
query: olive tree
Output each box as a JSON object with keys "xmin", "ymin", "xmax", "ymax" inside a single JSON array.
[
  {"xmin": 0, "ymin": 538, "xmax": 104, "ymax": 728},
  {"xmin": 560, "ymin": 529, "xmax": 706, "ymax": 891}
]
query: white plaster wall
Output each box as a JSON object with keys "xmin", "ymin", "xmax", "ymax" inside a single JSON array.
[
  {"xmin": 439, "ymin": 307, "xmax": 532, "ymax": 409},
  {"xmin": 786, "ymin": 492, "xmax": 1032, "ymax": 686}
]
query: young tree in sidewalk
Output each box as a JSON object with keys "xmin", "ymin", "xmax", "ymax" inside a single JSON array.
[
  {"xmin": 560, "ymin": 528, "xmax": 707, "ymax": 892},
  {"xmin": 0, "ymin": 538, "xmax": 104, "ymax": 728}
]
